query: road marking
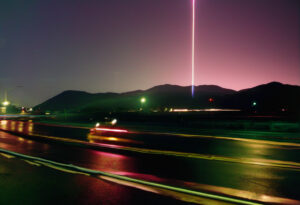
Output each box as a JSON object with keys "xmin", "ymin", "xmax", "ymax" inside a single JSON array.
[
  {"xmin": 20, "ymin": 132, "xmax": 300, "ymax": 170},
  {"xmin": 2, "ymin": 119, "xmax": 300, "ymax": 149},
  {"xmin": 2, "ymin": 129, "xmax": 300, "ymax": 171},
  {"xmin": 0, "ymin": 153, "xmax": 15, "ymax": 159},
  {"xmin": 147, "ymin": 131, "xmax": 300, "ymax": 147},
  {"xmin": 32, "ymin": 122, "xmax": 91, "ymax": 130},
  {"xmin": 6, "ymin": 120, "xmax": 300, "ymax": 147}
]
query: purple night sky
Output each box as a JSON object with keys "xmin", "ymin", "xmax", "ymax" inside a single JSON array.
[{"xmin": 0, "ymin": 0, "xmax": 299, "ymax": 106}]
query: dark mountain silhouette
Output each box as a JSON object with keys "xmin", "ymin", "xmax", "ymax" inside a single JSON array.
[
  {"xmin": 221, "ymin": 82, "xmax": 300, "ymax": 112},
  {"xmin": 140, "ymin": 84, "xmax": 236, "ymax": 109},
  {"xmin": 146, "ymin": 84, "xmax": 235, "ymax": 95},
  {"xmin": 36, "ymin": 90, "xmax": 118, "ymax": 111},
  {"xmin": 34, "ymin": 82, "xmax": 300, "ymax": 113}
]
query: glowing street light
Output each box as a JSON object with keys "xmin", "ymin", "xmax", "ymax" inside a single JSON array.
[
  {"xmin": 140, "ymin": 97, "xmax": 146, "ymax": 103},
  {"xmin": 252, "ymin": 101, "xmax": 257, "ymax": 106},
  {"xmin": 140, "ymin": 97, "xmax": 146, "ymax": 111},
  {"xmin": 2, "ymin": 101, "xmax": 10, "ymax": 106}
]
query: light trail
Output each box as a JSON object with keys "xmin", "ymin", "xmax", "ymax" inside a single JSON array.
[
  {"xmin": 2, "ymin": 128, "xmax": 300, "ymax": 170},
  {"xmin": 191, "ymin": 0, "xmax": 195, "ymax": 97},
  {"xmin": 94, "ymin": 127, "xmax": 128, "ymax": 133}
]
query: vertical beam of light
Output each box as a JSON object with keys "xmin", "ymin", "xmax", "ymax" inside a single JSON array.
[
  {"xmin": 191, "ymin": 0, "xmax": 195, "ymax": 97},
  {"xmin": 4, "ymin": 90, "xmax": 7, "ymax": 101}
]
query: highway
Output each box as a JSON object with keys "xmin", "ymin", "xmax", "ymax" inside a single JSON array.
[{"xmin": 1, "ymin": 120, "xmax": 300, "ymax": 204}]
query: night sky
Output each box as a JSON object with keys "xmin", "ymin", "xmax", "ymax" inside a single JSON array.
[{"xmin": 0, "ymin": 0, "xmax": 299, "ymax": 106}]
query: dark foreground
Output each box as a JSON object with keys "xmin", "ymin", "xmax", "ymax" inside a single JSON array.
[{"xmin": 0, "ymin": 155, "xmax": 195, "ymax": 205}]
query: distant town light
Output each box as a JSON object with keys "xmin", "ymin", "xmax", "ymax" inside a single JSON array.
[
  {"xmin": 209, "ymin": 98, "xmax": 214, "ymax": 102},
  {"xmin": 252, "ymin": 101, "xmax": 257, "ymax": 106}
]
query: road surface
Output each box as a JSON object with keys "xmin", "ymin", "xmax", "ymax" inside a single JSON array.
[{"xmin": 1, "ymin": 120, "xmax": 300, "ymax": 204}]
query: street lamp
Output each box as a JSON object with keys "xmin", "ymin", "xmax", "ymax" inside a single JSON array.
[
  {"xmin": 140, "ymin": 97, "xmax": 146, "ymax": 103},
  {"xmin": 1, "ymin": 86, "xmax": 24, "ymax": 108},
  {"xmin": 2, "ymin": 101, "xmax": 10, "ymax": 106},
  {"xmin": 140, "ymin": 97, "xmax": 146, "ymax": 111}
]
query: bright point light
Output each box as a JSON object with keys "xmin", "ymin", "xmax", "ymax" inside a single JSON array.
[
  {"xmin": 111, "ymin": 119, "xmax": 117, "ymax": 125},
  {"xmin": 95, "ymin": 122, "xmax": 100, "ymax": 127},
  {"xmin": 140, "ymin": 97, "xmax": 146, "ymax": 103},
  {"xmin": 252, "ymin": 102, "xmax": 257, "ymax": 106},
  {"xmin": 2, "ymin": 101, "xmax": 10, "ymax": 106},
  {"xmin": 1, "ymin": 120, "xmax": 8, "ymax": 125}
]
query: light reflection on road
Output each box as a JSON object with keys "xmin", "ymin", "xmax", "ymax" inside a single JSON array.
[{"xmin": 87, "ymin": 149, "xmax": 134, "ymax": 172}]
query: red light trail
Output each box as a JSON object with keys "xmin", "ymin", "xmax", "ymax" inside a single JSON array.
[{"xmin": 94, "ymin": 128, "xmax": 129, "ymax": 133}]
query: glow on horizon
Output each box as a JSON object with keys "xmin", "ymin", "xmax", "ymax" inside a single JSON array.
[{"xmin": 191, "ymin": 0, "xmax": 195, "ymax": 97}]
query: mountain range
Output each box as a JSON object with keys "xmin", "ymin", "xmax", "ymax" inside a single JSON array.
[{"xmin": 35, "ymin": 82, "xmax": 300, "ymax": 113}]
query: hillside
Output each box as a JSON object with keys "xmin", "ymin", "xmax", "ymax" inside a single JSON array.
[
  {"xmin": 34, "ymin": 82, "xmax": 300, "ymax": 113},
  {"xmin": 35, "ymin": 90, "xmax": 118, "ymax": 111},
  {"xmin": 221, "ymin": 82, "xmax": 300, "ymax": 112}
]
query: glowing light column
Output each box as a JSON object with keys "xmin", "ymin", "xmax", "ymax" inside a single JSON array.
[{"xmin": 191, "ymin": 0, "xmax": 195, "ymax": 97}]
